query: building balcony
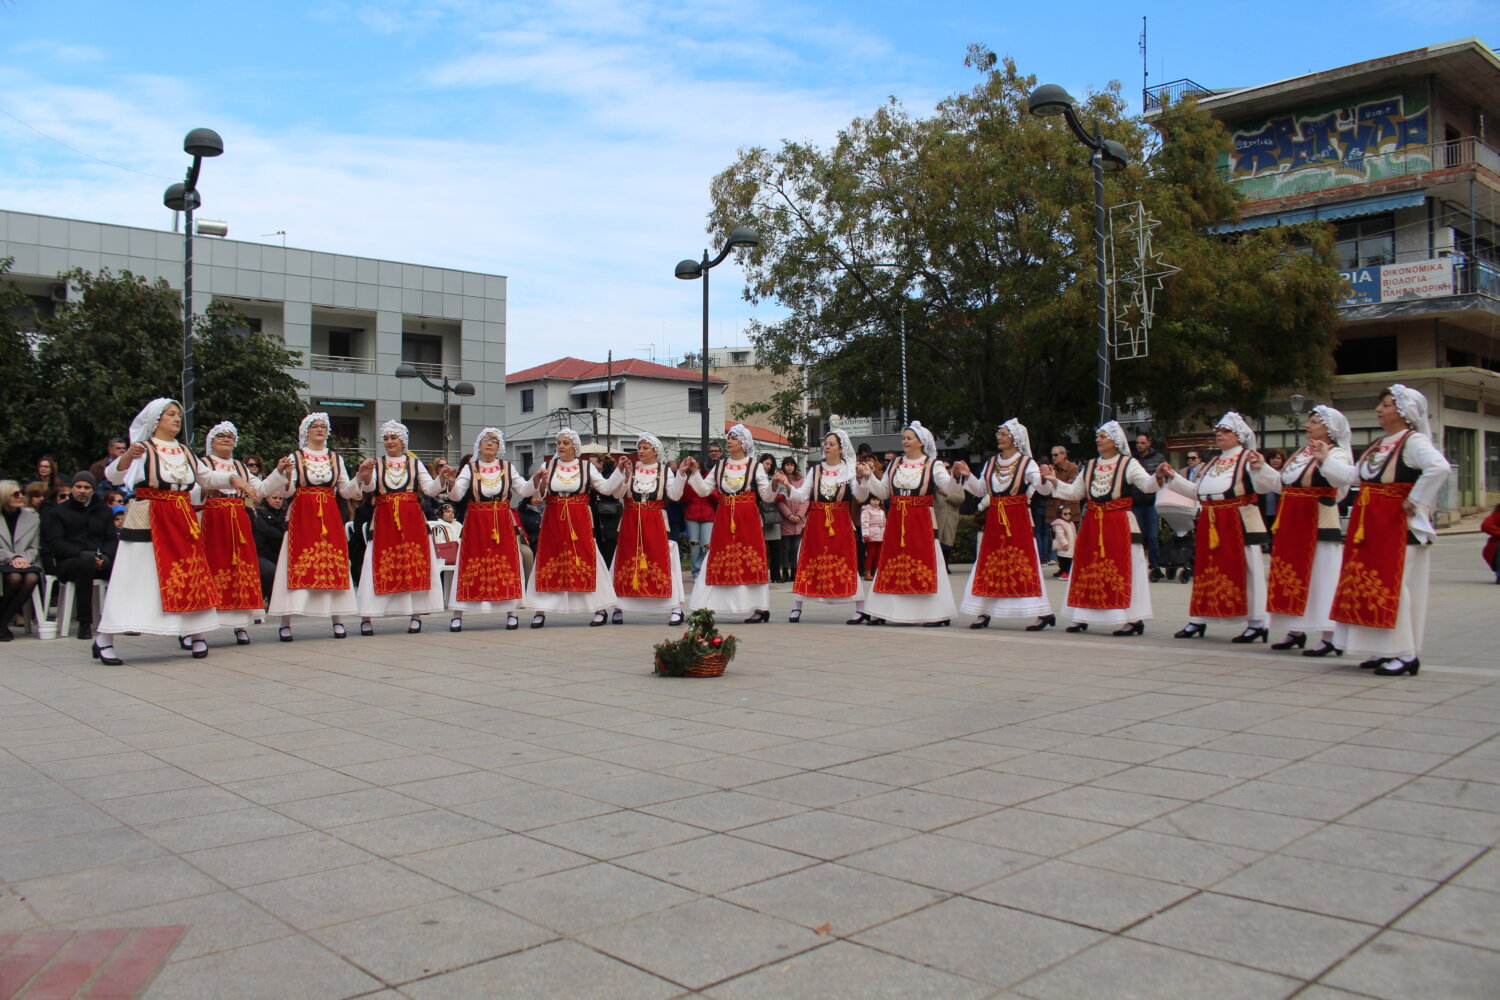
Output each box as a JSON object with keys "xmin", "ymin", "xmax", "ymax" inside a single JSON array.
[
  {"xmin": 400, "ymin": 360, "xmax": 462, "ymax": 380},
  {"xmin": 1142, "ymin": 78, "xmax": 1219, "ymax": 112},
  {"xmin": 309, "ymin": 354, "xmax": 376, "ymax": 374},
  {"xmin": 1225, "ymin": 136, "xmax": 1500, "ymax": 206}
]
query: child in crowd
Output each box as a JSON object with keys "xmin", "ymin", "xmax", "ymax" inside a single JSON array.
[
  {"xmin": 1051, "ymin": 505, "xmax": 1076, "ymax": 581},
  {"xmin": 860, "ymin": 496, "xmax": 885, "ymax": 581}
]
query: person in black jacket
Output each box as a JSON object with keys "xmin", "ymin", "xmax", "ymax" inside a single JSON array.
[
  {"xmin": 250, "ymin": 492, "xmax": 288, "ymax": 603},
  {"xmin": 39, "ymin": 472, "xmax": 117, "ymax": 640}
]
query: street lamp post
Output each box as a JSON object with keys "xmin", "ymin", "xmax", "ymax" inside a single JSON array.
[
  {"xmin": 1027, "ymin": 86, "xmax": 1129, "ymax": 427},
  {"xmin": 394, "ymin": 364, "xmax": 477, "ymax": 461},
  {"xmin": 675, "ymin": 226, "xmax": 760, "ymax": 460},
  {"xmin": 162, "ymin": 128, "xmax": 225, "ymax": 448}
]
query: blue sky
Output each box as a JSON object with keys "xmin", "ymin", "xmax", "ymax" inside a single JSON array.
[{"xmin": 2, "ymin": 1, "xmax": 1496, "ymax": 369}]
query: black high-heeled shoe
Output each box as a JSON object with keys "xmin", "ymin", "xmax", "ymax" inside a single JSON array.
[
  {"xmin": 865, "ymin": 616, "xmax": 886, "ymax": 626},
  {"xmin": 1174, "ymin": 623, "xmax": 1207, "ymax": 639},
  {"xmin": 1113, "ymin": 621, "xmax": 1145, "ymax": 637},
  {"xmin": 1302, "ymin": 640, "xmax": 1342, "ymax": 657},
  {"xmin": 846, "ymin": 612, "xmax": 870, "ymax": 625},
  {"xmin": 788, "ymin": 609, "xmax": 801, "ymax": 623},
  {"xmin": 969, "ymin": 616, "xmax": 991, "ymax": 630},
  {"xmin": 450, "ymin": 617, "xmax": 463, "ymax": 633},
  {"xmin": 1025, "ymin": 615, "xmax": 1056, "ymax": 632},
  {"xmin": 279, "ymin": 626, "xmax": 295, "ymax": 642},
  {"xmin": 1232, "ymin": 626, "xmax": 1269, "ymax": 644},
  {"xmin": 92, "ymin": 641, "xmax": 124, "ymax": 666},
  {"xmin": 923, "ymin": 619, "xmax": 950, "ymax": 627},
  {"xmin": 191, "ymin": 639, "xmax": 208, "ymax": 659},
  {"xmin": 531, "ymin": 613, "xmax": 546, "ymax": 629},
  {"xmin": 612, "ymin": 609, "xmax": 624, "ymax": 625},
  {"xmin": 743, "ymin": 610, "xmax": 770, "ymax": 624},
  {"xmin": 1359, "ymin": 656, "xmax": 1384, "ymax": 669},
  {"xmin": 360, "ymin": 621, "xmax": 374, "ymax": 636},
  {"xmin": 1373, "ymin": 657, "xmax": 1420, "ymax": 677},
  {"xmin": 408, "ymin": 618, "xmax": 422, "ymax": 634},
  {"xmin": 333, "ymin": 624, "xmax": 347, "ymax": 639},
  {"xmin": 668, "ymin": 611, "xmax": 684, "ymax": 627},
  {"xmin": 1271, "ymin": 632, "xmax": 1306, "ymax": 650},
  {"xmin": 178, "ymin": 636, "xmax": 192, "ymax": 650},
  {"xmin": 506, "ymin": 615, "xmax": 519, "ymax": 631},
  {"xmin": 590, "ymin": 612, "xmax": 608, "ymax": 627},
  {"xmin": 1065, "ymin": 623, "xmax": 1088, "ymax": 633}
]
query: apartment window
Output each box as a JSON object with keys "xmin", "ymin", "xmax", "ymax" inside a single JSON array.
[
  {"xmin": 1335, "ymin": 215, "xmax": 1394, "ymax": 269},
  {"xmin": 688, "ymin": 387, "xmax": 706, "ymax": 413},
  {"xmin": 1333, "ymin": 335, "xmax": 1397, "ymax": 375},
  {"xmin": 328, "ymin": 328, "xmax": 354, "ymax": 357},
  {"xmin": 521, "ymin": 388, "xmax": 534, "ymax": 413},
  {"xmin": 402, "ymin": 333, "xmax": 442, "ymax": 366}
]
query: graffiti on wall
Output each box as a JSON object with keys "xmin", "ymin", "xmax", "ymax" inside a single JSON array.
[{"xmin": 1228, "ymin": 92, "xmax": 1431, "ymax": 199}]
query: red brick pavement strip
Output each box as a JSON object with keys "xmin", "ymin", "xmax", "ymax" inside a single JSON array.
[{"xmin": 0, "ymin": 927, "xmax": 186, "ymax": 1000}]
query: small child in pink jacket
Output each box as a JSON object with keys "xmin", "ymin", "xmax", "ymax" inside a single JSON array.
[{"xmin": 861, "ymin": 498, "xmax": 886, "ymax": 581}]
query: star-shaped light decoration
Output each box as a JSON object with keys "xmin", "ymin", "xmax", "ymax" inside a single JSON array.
[{"xmin": 1108, "ymin": 201, "xmax": 1180, "ymax": 360}]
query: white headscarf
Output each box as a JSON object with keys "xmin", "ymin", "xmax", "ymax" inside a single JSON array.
[
  {"xmin": 298, "ymin": 412, "xmax": 331, "ymax": 450},
  {"xmin": 1387, "ymin": 384, "xmax": 1432, "ymax": 439},
  {"xmin": 554, "ymin": 427, "xmax": 583, "ymax": 459},
  {"xmin": 1215, "ymin": 411, "xmax": 1258, "ymax": 453},
  {"xmin": 1097, "ymin": 420, "xmax": 1130, "ymax": 456},
  {"xmin": 999, "ymin": 418, "xmax": 1032, "ymax": 459},
  {"xmin": 635, "ymin": 432, "xmax": 666, "ymax": 464},
  {"xmin": 1310, "ymin": 404, "xmax": 1352, "ymax": 453},
  {"xmin": 823, "ymin": 428, "xmax": 855, "ymax": 485},
  {"xmin": 472, "ymin": 427, "xmax": 505, "ymax": 460},
  {"xmin": 129, "ymin": 398, "xmax": 181, "ymax": 445},
  {"xmin": 726, "ymin": 423, "xmax": 756, "ymax": 461},
  {"xmin": 204, "ymin": 420, "xmax": 238, "ymax": 456},
  {"xmin": 906, "ymin": 420, "xmax": 936, "ymax": 460},
  {"xmin": 379, "ymin": 419, "xmax": 410, "ymax": 450}
]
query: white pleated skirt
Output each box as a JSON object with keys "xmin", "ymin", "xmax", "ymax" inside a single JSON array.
[
  {"xmin": 447, "ymin": 539, "xmax": 525, "ymax": 615},
  {"xmin": 99, "ymin": 541, "xmax": 221, "ymax": 637},
  {"xmin": 356, "ymin": 538, "xmax": 446, "ymax": 618},
  {"xmin": 1268, "ymin": 540, "xmax": 1343, "ymax": 635},
  {"xmin": 1188, "ymin": 544, "xmax": 1269, "ymax": 626},
  {"xmin": 1063, "ymin": 543, "xmax": 1153, "ymax": 627},
  {"xmin": 523, "ymin": 550, "xmax": 617, "ymax": 614},
  {"xmin": 267, "ymin": 534, "xmax": 358, "ymax": 619},
  {"xmin": 865, "ymin": 549, "xmax": 958, "ymax": 624},
  {"xmin": 612, "ymin": 540, "xmax": 686, "ymax": 615},
  {"xmin": 689, "ymin": 578, "xmax": 770, "ymax": 616},
  {"xmin": 1333, "ymin": 545, "xmax": 1431, "ymax": 659},
  {"xmin": 959, "ymin": 542, "xmax": 1053, "ymax": 619}
]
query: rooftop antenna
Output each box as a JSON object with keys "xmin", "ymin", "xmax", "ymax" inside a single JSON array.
[
  {"xmin": 262, "ymin": 230, "xmax": 287, "ymax": 247},
  {"xmin": 1140, "ymin": 16, "xmax": 1148, "ymax": 112}
]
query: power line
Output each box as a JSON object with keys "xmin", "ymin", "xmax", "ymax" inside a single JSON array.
[{"xmin": 0, "ymin": 103, "xmax": 178, "ymax": 181}]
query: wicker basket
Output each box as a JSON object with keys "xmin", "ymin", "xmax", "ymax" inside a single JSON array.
[{"xmin": 683, "ymin": 652, "xmax": 730, "ymax": 678}]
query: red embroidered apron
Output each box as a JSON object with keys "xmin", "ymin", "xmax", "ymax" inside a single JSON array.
[
  {"xmin": 1189, "ymin": 494, "xmax": 1256, "ymax": 619},
  {"xmin": 613, "ymin": 498, "xmax": 674, "ymax": 599},
  {"xmin": 285, "ymin": 486, "xmax": 350, "ymax": 590},
  {"xmin": 1330, "ymin": 482, "xmax": 1413, "ymax": 630},
  {"xmin": 370, "ymin": 490, "xmax": 431, "ymax": 595},
  {"xmin": 704, "ymin": 492, "xmax": 769, "ymax": 586},
  {"xmin": 534, "ymin": 494, "xmax": 598, "ymax": 592},
  {"xmin": 1067, "ymin": 496, "xmax": 1134, "ymax": 610},
  {"xmin": 873, "ymin": 493, "xmax": 939, "ymax": 595},
  {"xmin": 201, "ymin": 496, "xmax": 263, "ymax": 610},
  {"xmin": 455, "ymin": 500, "xmax": 524, "ymax": 603},
  {"xmin": 794, "ymin": 498, "xmax": 860, "ymax": 599},
  {"xmin": 135, "ymin": 487, "xmax": 220, "ymax": 613},
  {"xmin": 1266, "ymin": 485, "xmax": 1336, "ymax": 617},
  {"xmin": 971, "ymin": 493, "xmax": 1043, "ymax": 599}
]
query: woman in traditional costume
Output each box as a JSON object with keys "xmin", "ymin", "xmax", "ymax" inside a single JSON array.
[
  {"xmin": 1330, "ymin": 385, "xmax": 1449, "ymax": 676},
  {"xmin": 773, "ymin": 429, "xmax": 870, "ymax": 624},
  {"xmin": 353, "ymin": 419, "xmax": 448, "ymax": 634},
  {"xmin": 609, "ymin": 432, "xmax": 686, "ymax": 626},
  {"xmin": 197, "ymin": 421, "xmax": 264, "ymax": 646},
  {"xmin": 953, "ymin": 419, "xmax": 1056, "ymax": 632},
  {"xmin": 863, "ymin": 421, "xmax": 963, "ymax": 627},
  {"xmin": 1157, "ymin": 412, "xmax": 1281, "ymax": 643},
  {"xmin": 682, "ymin": 423, "xmax": 776, "ymax": 623},
  {"xmin": 1042, "ymin": 420, "xmax": 1158, "ymax": 636},
  {"xmin": 524, "ymin": 428, "xmax": 620, "ymax": 627},
  {"xmin": 95, "ymin": 399, "xmax": 247, "ymax": 664},
  {"xmin": 444, "ymin": 428, "xmax": 532, "ymax": 632},
  {"xmin": 1263, "ymin": 406, "xmax": 1356, "ymax": 657},
  {"xmin": 260, "ymin": 413, "xmax": 363, "ymax": 641}
]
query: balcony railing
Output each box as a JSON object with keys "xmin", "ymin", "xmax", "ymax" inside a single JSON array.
[
  {"xmin": 1143, "ymin": 79, "xmax": 1218, "ymax": 112},
  {"xmin": 1225, "ymin": 137, "xmax": 1500, "ymax": 199},
  {"xmin": 309, "ymin": 354, "xmax": 375, "ymax": 374},
  {"xmin": 401, "ymin": 360, "xmax": 462, "ymax": 380}
]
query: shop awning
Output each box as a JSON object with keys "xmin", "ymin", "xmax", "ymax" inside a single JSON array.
[
  {"xmin": 569, "ymin": 379, "xmax": 623, "ymax": 395},
  {"xmin": 1213, "ymin": 189, "xmax": 1427, "ymax": 233}
]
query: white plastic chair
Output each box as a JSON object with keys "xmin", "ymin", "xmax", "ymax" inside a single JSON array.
[{"xmin": 51, "ymin": 579, "xmax": 108, "ymax": 639}]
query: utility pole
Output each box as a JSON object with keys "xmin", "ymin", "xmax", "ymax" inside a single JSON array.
[{"xmin": 606, "ymin": 350, "xmax": 613, "ymax": 452}]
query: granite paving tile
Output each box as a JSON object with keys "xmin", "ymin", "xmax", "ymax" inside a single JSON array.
[
  {"xmin": 12, "ymin": 854, "xmax": 222, "ymax": 923},
  {"xmin": 731, "ymin": 810, "xmax": 912, "ymax": 860},
  {"xmin": 1212, "ymin": 854, "xmax": 1438, "ymax": 923},
  {"xmin": 1013, "ymin": 936, "xmax": 1299, "ymax": 999},
  {"xmin": 1063, "ymin": 829, "xmax": 1264, "ymax": 888},
  {"xmin": 1278, "ymin": 824, "xmax": 1486, "ymax": 881},
  {"xmin": 1322, "ymin": 930, "xmax": 1500, "ymax": 999},
  {"xmin": 721, "ymin": 863, "xmax": 946, "ymax": 933},
  {"xmin": 942, "ymin": 807, "xmax": 1122, "ymax": 856},
  {"xmin": 1392, "ymin": 884, "xmax": 1500, "ymax": 951},
  {"xmin": 525, "ymin": 810, "xmax": 708, "ymax": 859},
  {"xmin": 613, "ymin": 833, "xmax": 817, "ymax": 894},
  {"xmin": 1140, "ymin": 802, "xmax": 1325, "ymax": 852},
  {"xmin": 840, "ymin": 833, "xmax": 1041, "ymax": 892},
  {"xmin": 705, "ymin": 941, "xmax": 993, "ymax": 1000},
  {"xmin": 236, "ymin": 859, "xmax": 455, "ymax": 930},
  {"xmin": 401, "ymin": 939, "xmax": 682, "ymax": 1000},
  {"xmin": 398, "ymin": 834, "xmax": 593, "ymax": 892},
  {"xmin": 182, "ymin": 831, "xmax": 377, "ymax": 887},
  {"xmin": 971, "ymin": 859, "xmax": 1195, "ymax": 932},
  {"xmin": 448, "ymin": 787, "xmax": 616, "ymax": 831},
  {"xmin": 485, "ymin": 861, "xmax": 698, "ymax": 934},
  {"xmin": 143, "ymin": 933, "xmax": 383, "ymax": 1000}
]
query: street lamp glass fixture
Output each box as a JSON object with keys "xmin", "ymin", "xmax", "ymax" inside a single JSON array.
[
  {"xmin": 1027, "ymin": 84, "xmax": 1075, "ymax": 118},
  {"xmin": 183, "ymin": 128, "xmax": 225, "ymax": 158},
  {"xmin": 1099, "ymin": 139, "xmax": 1130, "ymax": 172},
  {"xmin": 453, "ymin": 381, "xmax": 477, "ymax": 397},
  {"xmin": 726, "ymin": 226, "xmax": 760, "ymax": 249},
  {"xmin": 675, "ymin": 259, "xmax": 703, "ymax": 280},
  {"xmin": 162, "ymin": 182, "xmax": 197, "ymax": 212},
  {"xmin": 394, "ymin": 363, "xmax": 419, "ymax": 379}
]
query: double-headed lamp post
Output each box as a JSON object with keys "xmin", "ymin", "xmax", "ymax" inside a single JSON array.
[
  {"xmin": 162, "ymin": 128, "xmax": 225, "ymax": 448},
  {"xmin": 394, "ymin": 364, "xmax": 476, "ymax": 461},
  {"xmin": 675, "ymin": 226, "xmax": 760, "ymax": 460},
  {"xmin": 1027, "ymin": 85, "xmax": 1129, "ymax": 427}
]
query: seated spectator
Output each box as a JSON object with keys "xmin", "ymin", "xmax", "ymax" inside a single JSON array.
[
  {"xmin": 39, "ymin": 472, "xmax": 116, "ymax": 640},
  {"xmin": 250, "ymin": 493, "xmax": 287, "ymax": 603},
  {"xmin": 89, "ymin": 439, "xmax": 128, "ymax": 485},
  {"xmin": 26, "ymin": 455, "xmax": 63, "ymax": 495},
  {"xmin": 436, "ymin": 503, "xmax": 462, "ymax": 539},
  {"xmin": 23, "ymin": 482, "xmax": 48, "ymax": 512},
  {"xmin": 111, "ymin": 506, "xmax": 125, "ymax": 535},
  {"xmin": 0, "ymin": 480, "xmax": 43, "ymax": 641},
  {"xmin": 103, "ymin": 488, "xmax": 126, "ymax": 507}
]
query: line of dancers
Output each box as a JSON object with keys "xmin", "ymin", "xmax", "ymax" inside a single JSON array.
[{"xmin": 88, "ymin": 388, "xmax": 1447, "ymax": 679}]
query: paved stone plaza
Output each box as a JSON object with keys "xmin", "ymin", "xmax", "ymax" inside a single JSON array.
[{"xmin": 1, "ymin": 534, "xmax": 1497, "ymax": 998}]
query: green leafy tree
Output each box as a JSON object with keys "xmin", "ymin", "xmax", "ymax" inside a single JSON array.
[
  {"xmin": 708, "ymin": 47, "xmax": 1344, "ymax": 451},
  {"xmin": 22, "ymin": 267, "xmax": 308, "ymax": 471},
  {"xmin": 0, "ymin": 258, "xmax": 46, "ymax": 479}
]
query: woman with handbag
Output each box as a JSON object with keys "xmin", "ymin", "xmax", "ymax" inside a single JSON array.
[
  {"xmin": 444, "ymin": 428, "xmax": 532, "ymax": 632},
  {"xmin": 682, "ymin": 424, "xmax": 776, "ymax": 623},
  {"xmin": 259, "ymin": 412, "xmax": 364, "ymax": 641},
  {"xmin": 609, "ymin": 432, "xmax": 686, "ymax": 626}
]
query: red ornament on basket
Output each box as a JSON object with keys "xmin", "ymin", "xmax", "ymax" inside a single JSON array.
[{"xmin": 711, "ymin": 636, "xmax": 723, "ymax": 646}]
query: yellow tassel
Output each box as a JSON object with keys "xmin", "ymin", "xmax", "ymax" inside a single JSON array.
[
  {"xmin": 825, "ymin": 504, "xmax": 835, "ymax": 537},
  {"xmin": 1353, "ymin": 489, "xmax": 1369, "ymax": 545},
  {"xmin": 319, "ymin": 493, "xmax": 328, "ymax": 538},
  {"xmin": 900, "ymin": 505, "xmax": 907, "ymax": 547},
  {"xmin": 1096, "ymin": 510, "xmax": 1106, "ymax": 557},
  {"xmin": 999, "ymin": 501, "xmax": 1011, "ymax": 537},
  {"xmin": 1271, "ymin": 500, "xmax": 1283, "ymax": 534},
  {"xmin": 1208, "ymin": 508, "xmax": 1220, "ymax": 551}
]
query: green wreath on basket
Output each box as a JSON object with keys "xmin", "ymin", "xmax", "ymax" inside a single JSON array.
[{"xmin": 653, "ymin": 608, "xmax": 739, "ymax": 676}]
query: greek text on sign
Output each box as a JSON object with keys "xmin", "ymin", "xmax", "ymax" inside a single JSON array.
[{"xmin": 1380, "ymin": 259, "xmax": 1453, "ymax": 300}]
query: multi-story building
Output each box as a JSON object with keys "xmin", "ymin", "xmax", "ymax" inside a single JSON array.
[
  {"xmin": 679, "ymin": 344, "xmax": 815, "ymax": 448},
  {"xmin": 1146, "ymin": 38, "xmax": 1500, "ymax": 509},
  {"xmin": 503, "ymin": 356, "xmax": 727, "ymax": 473},
  {"xmin": 1, "ymin": 208, "xmax": 507, "ymax": 460}
]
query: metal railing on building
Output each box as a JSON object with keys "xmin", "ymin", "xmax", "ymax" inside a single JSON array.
[
  {"xmin": 401, "ymin": 360, "xmax": 463, "ymax": 380},
  {"xmin": 1142, "ymin": 79, "xmax": 1218, "ymax": 112},
  {"xmin": 309, "ymin": 354, "xmax": 376, "ymax": 374}
]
